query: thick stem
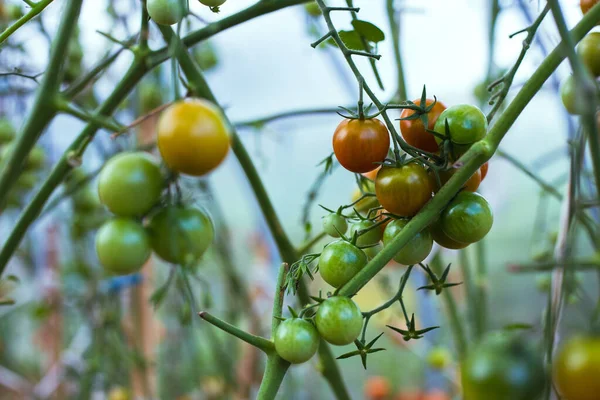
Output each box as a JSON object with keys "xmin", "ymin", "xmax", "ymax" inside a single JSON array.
[
  {"xmin": 474, "ymin": 240, "xmax": 488, "ymax": 339},
  {"xmin": 256, "ymin": 356, "xmax": 290, "ymax": 400},
  {"xmin": 0, "ymin": 0, "xmax": 54, "ymax": 45}
]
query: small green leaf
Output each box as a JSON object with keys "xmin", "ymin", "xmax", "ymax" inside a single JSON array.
[
  {"xmin": 328, "ymin": 30, "xmax": 365, "ymax": 51},
  {"xmin": 503, "ymin": 323, "xmax": 534, "ymax": 331},
  {"xmin": 351, "ymin": 20, "xmax": 385, "ymax": 43}
]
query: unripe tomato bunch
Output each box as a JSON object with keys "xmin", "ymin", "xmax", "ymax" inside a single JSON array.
[
  {"xmin": 146, "ymin": 0, "xmax": 227, "ymax": 25},
  {"xmin": 94, "ymin": 98, "xmax": 230, "ymax": 275},
  {"xmin": 0, "ymin": 118, "xmax": 46, "ymax": 210}
]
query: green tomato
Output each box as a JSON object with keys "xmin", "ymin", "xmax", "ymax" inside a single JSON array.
[
  {"xmin": 274, "ymin": 318, "xmax": 320, "ymax": 364},
  {"xmin": 322, "ymin": 213, "xmax": 348, "ymax": 238},
  {"xmin": 6, "ymin": 4, "xmax": 24, "ymax": 20},
  {"xmin": 430, "ymin": 219, "xmax": 469, "ymax": 250},
  {"xmin": 73, "ymin": 188, "xmax": 101, "ymax": 213},
  {"xmin": 0, "ymin": 118, "xmax": 15, "ymax": 144},
  {"xmin": 193, "ymin": 41, "xmax": 219, "ymax": 71},
  {"xmin": 14, "ymin": 173, "xmax": 37, "ymax": 191},
  {"xmin": 1, "ymin": 145, "xmax": 45, "ymax": 170},
  {"xmin": 315, "ymin": 296, "xmax": 363, "ymax": 346},
  {"xmin": 362, "ymin": 242, "xmax": 383, "ymax": 259},
  {"xmin": 95, "ymin": 218, "xmax": 151, "ymax": 275},
  {"xmin": 97, "ymin": 152, "xmax": 164, "ymax": 217},
  {"xmin": 441, "ymin": 192, "xmax": 493, "ymax": 244},
  {"xmin": 383, "ymin": 219, "xmax": 433, "ymax": 265},
  {"xmin": 147, "ymin": 0, "xmax": 187, "ymax": 25},
  {"xmin": 349, "ymin": 220, "xmax": 382, "ymax": 247},
  {"xmin": 434, "ymin": 104, "xmax": 488, "ymax": 145},
  {"xmin": 318, "ymin": 240, "xmax": 367, "ymax": 288},
  {"xmin": 462, "ymin": 333, "xmax": 545, "ymax": 400},
  {"xmin": 427, "ymin": 346, "xmax": 452, "ymax": 370},
  {"xmin": 560, "ymin": 75, "xmax": 585, "ymax": 115},
  {"xmin": 578, "ymin": 32, "xmax": 600, "ymax": 77},
  {"xmin": 147, "ymin": 206, "xmax": 214, "ymax": 265},
  {"xmin": 199, "ymin": 0, "xmax": 227, "ymax": 7},
  {"xmin": 139, "ymin": 82, "xmax": 163, "ymax": 114}
]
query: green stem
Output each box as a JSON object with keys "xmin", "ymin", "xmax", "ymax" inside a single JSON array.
[
  {"xmin": 316, "ymin": 342, "xmax": 350, "ymax": 400},
  {"xmin": 198, "ymin": 312, "xmax": 274, "ymax": 353},
  {"xmin": 0, "ymin": 0, "xmax": 83, "ymax": 208},
  {"xmin": 431, "ymin": 253, "xmax": 467, "ymax": 358},
  {"xmin": 236, "ymin": 107, "xmax": 343, "ymax": 128},
  {"xmin": 56, "ymin": 99, "xmax": 125, "ymax": 132},
  {"xmin": 0, "ymin": 0, "xmax": 54, "ymax": 45},
  {"xmin": 474, "ymin": 240, "xmax": 488, "ymax": 339},
  {"xmin": 338, "ymin": 4, "xmax": 600, "ymax": 297},
  {"xmin": 509, "ymin": 260, "xmax": 600, "ymax": 272},
  {"xmin": 256, "ymin": 356, "xmax": 290, "ymax": 400},
  {"xmin": 386, "ymin": 0, "xmax": 407, "ymax": 102},
  {"xmin": 271, "ymin": 264, "xmax": 288, "ymax": 337},
  {"xmin": 459, "ymin": 249, "xmax": 476, "ymax": 340}
]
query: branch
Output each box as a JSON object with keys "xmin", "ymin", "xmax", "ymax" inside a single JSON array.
[
  {"xmin": 0, "ymin": 0, "xmax": 54, "ymax": 45},
  {"xmin": 385, "ymin": 0, "xmax": 407, "ymax": 101},
  {"xmin": 198, "ymin": 311, "xmax": 274, "ymax": 353}
]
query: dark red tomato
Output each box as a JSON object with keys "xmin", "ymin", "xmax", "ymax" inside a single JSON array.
[
  {"xmin": 462, "ymin": 333, "xmax": 545, "ymax": 400},
  {"xmin": 480, "ymin": 162, "xmax": 489, "ymax": 181},
  {"xmin": 553, "ymin": 336, "xmax": 600, "ymax": 400},
  {"xmin": 430, "ymin": 220, "xmax": 469, "ymax": 250},
  {"xmin": 441, "ymin": 192, "xmax": 493, "ymax": 244},
  {"xmin": 581, "ymin": 0, "xmax": 600, "ymax": 16},
  {"xmin": 400, "ymin": 98, "xmax": 446, "ymax": 153},
  {"xmin": 333, "ymin": 118, "xmax": 390, "ymax": 173},
  {"xmin": 375, "ymin": 164, "xmax": 434, "ymax": 216},
  {"xmin": 434, "ymin": 168, "xmax": 482, "ymax": 193}
]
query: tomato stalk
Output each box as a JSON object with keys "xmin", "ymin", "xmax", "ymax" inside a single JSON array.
[
  {"xmin": 385, "ymin": 0, "xmax": 407, "ymax": 102},
  {"xmin": 0, "ymin": 0, "xmax": 55, "ymax": 45}
]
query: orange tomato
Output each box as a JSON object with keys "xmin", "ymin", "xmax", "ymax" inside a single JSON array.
[
  {"xmin": 333, "ymin": 118, "xmax": 390, "ymax": 173},
  {"xmin": 157, "ymin": 98, "xmax": 230, "ymax": 176},
  {"xmin": 434, "ymin": 168, "xmax": 482, "ymax": 193},
  {"xmin": 581, "ymin": 0, "xmax": 599, "ymax": 15},
  {"xmin": 400, "ymin": 99, "xmax": 446, "ymax": 153},
  {"xmin": 365, "ymin": 376, "xmax": 392, "ymax": 400},
  {"xmin": 480, "ymin": 162, "xmax": 489, "ymax": 181},
  {"xmin": 375, "ymin": 164, "xmax": 434, "ymax": 216}
]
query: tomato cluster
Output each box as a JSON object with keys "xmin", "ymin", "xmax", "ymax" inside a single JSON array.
[{"xmin": 274, "ymin": 296, "xmax": 363, "ymax": 364}]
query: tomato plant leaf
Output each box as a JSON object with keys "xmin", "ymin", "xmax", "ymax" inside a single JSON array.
[
  {"xmin": 327, "ymin": 30, "xmax": 365, "ymax": 51},
  {"xmin": 351, "ymin": 20, "xmax": 385, "ymax": 43}
]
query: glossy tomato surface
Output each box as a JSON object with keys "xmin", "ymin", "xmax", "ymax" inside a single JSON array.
[
  {"xmin": 95, "ymin": 218, "xmax": 151, "ymax": 275},
  {"xmin": 553, "ymin": 336, "xmax": 600, "ymax": 400},
  {"xmin": 333, "ymin": 118, "xmax": 390, "ymax": 173},
  {"xmin": 147, "ymin": 0, "xmax": 186, "ymax": 25},
  {"xmin": 157, "ymin": 99, "xmax": 230, "ymax": 176},
  {"xmin": 318, "ymin": 240, "xmax": 367, "ymax": 288},
  {"xmin": 274, "ymin": 318, "xmax": 319, "ymax": 364},
  {"xmin": 433, "ymin": 104, "xmax": 488, "ymax": 145},
  {"xmin": 375, "ymin": 164, "xmax": 434, "ymax": 216},
  {"xmin": 315, "ymin": 296, "xmax": 363, "ymax": 346},
  {"xmin": 383, "ymin": 219, "xmax": 433, "ymax": 265},
  {"xmin": 400, "ymin": 99, "xmax": 446, "ymax": 153},
  {"xmin": 578, "ymin": 32, "xmax": 600, "ymax": 77},
  {"xmin": 441, "ymin": 191, "xmax": 493, "ymax": 244}
]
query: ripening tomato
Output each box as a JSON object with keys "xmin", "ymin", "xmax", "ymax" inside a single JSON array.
[
  {"xmin": 147, "ymin": 0, "xmax": 186, "ymax": 25},
  {"xmin": 315, "ymin": 296, "xmax": 363, "ymax": 346},
  {"xmin": 434, "ymin": 168, "xmax": 481, "ymax": 192},
  {"xmin": 383, "ymin": 219, "xmax": 433, "ymax": 265},
  {"xmin": 553, "ymin": 336, "xmax": 600, "ymax": 400},
  {"xmin": 364, "ymin": 376, "xmax": 391, "ymax": 400},
  {"xmin": 430, "ymin": 220, "xmax": 469, "ymax": 250},
  {"xmin": 97, "ymin": 152, "xmax": 164, "ymax": 217},
  {"xmin": 349, "ymin": 220, "xmax": 383, "ymax": 246},
  {"xmin": 441, "ymin": 192, "xmax": 493, "ymax": 244},
  {"xmin": 157, "ymin": 99, "xmax": 230, "ymax": 176},
  {"xmin": 362, "ymin": 167, "xmax": 380, "ymax": 181},
  {"xmin": 480, "ymin": 162, "xmax": 489, "ymax": 181},
  {"xmin": 274, "ymin": 318, "xmax": 319, "ymax": 364},
  {"xmin": 322, "ymin": 213, "xmax": 348, "ymax": 238},
  {"xmin": 0, "ymin": 118, "xmax": 15, "ymax": 144},
  {"xmin": 581, "ymin": 0, "xmax": 600, "ymax": 16},
  {"xmin": 578, "ymin": 32, "xmax": 600, "ymax": 77},
  {"xmin": 561, "ymin": 75, "xmax": 585, "ymax": 115},
  {"xmin": 433, "ymin": 104, "xmax": 487, "ymax": 145},
  {"xmin": 333, "ymin": 118, "xmax": 390, "ymax": 173},
  {"xmin": 96, "ymin": 218, "xmax": 151, "ymax": 275},
  {"xmin": 375, "ymin": 164, "xmax": 434, "ymax": 216},
  {"xmin": 400, "ymin": 99, "xmax": 446, "ymax": 153},
  {"xmin": 318, "ymin": 240, "xmax": 367, "ymax": 288},
  {"xmin": 147, "ymin": 206, "xmax": 214, "ymax": 265},
  {"xmin": 461, "ymin": 333, "xmax": 545, "ymax": 400}
]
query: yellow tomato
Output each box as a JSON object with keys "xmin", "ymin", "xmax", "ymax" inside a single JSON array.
[{"xmin": 157, "ymin": 99, "xmax": 230, "ymax": 176}]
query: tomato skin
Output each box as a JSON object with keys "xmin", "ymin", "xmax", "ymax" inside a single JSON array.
[
  {"xmin": 430, "ymin": 220, "xmax": 469, "ymax": 250},
  {"xmin": 462, "ymin": 333, "xmax": 545, "ymax": 400},
  {"xmin": 561, "ymin": 75, "xmax": 585, "ymax": 115},
  {"xmin": 97, "ymin": 152, "xmax": 164, "ymax": 217},
  {"xmin": 333, "ymin": 118, "xmax": 390, "ymax": 173},
  {"xmin": 427, "ymin": 347, "xmax": 451, "ymax": 370},
  {"xmin": 95, "ymin": 218, "xmax": 151, "ymax": 275},
  {"xmin": 581, "ymin": 0, "xmax": 600, "ymax": 16},
  {"xmin": 274, "ymin": 318, "xmax": 319, "ymax": 364},
  {"xmin": 318, "ymin": 240, "xmax": 367, "ymax": 288},
  {"xmin": 375, "ymin": 164, "xmax": 434, "ymax": 217},
  {"xmin": 157, "ymin": 99, "xmax": 230, "ymax": 176},
  {"xmin": 315, "ymin": 296, "xmax": 363, "ymax": 346},
  {"xmin": 199, "ymin": 0, "xmax": 226, "ymax": 6},
  {"xmin": 147, "ymin": 0, "xmax": 186, "ymax": 25},
  {"xmin": 322, "ymin": 213, "xmax": 348, "ymax": 238},
  {"xmin": 400, "ymin": 99, "xmax": 446, "ymax": 153},
  {"xmin": 435, "ymin": 168, "xmax": 481, "ymax": 193},
  {"xmin": 383, "ymin": 219, "xmax": 433, "ymax": 265},
  {"xmin": 147, "ymin": 206, "xmax": 214, "ymax": 265},
  {"xmin": 441, "ymin": 192, "xmax": 493, "ymax": 244},
  {"xmin": 553, "ymin": 336, "xmax": 600, "ymax": 400},
  {"xmin": 578, "ymin": 32, "xmax": 600, "ymax": 77},
  {"xmin": 364, "ymin": 376, "xmax": 391, "ymax": 400},
  {"xmin": 433, "ymin": 104, "xmax": 488, "ymax": 145},
  {"xmin": 480, "ymin": 162, "xmax": 489, "ymax": 181},
  {"xmin": 349, "ymin": 220, "xmax": 383, "ymax": 246}
]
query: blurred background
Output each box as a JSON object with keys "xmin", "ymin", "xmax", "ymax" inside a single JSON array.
[{"xmin": 0, "ymin": 0, "xmax": 597, "ymax": 399}]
